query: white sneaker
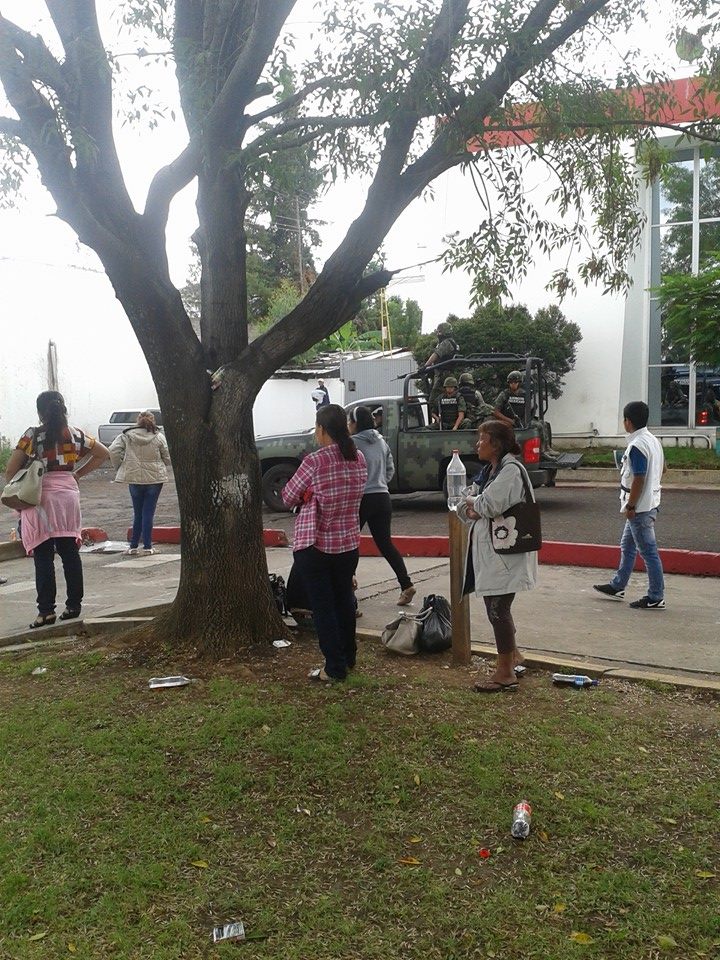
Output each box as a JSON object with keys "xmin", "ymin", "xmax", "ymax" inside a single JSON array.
[
  {"xmin": 141, "ymin": 547, "xmax": 159, "ymax": 556},
  {"xmin": 125, "ymin": 547, "xmax": 138, "ymax": 556}
]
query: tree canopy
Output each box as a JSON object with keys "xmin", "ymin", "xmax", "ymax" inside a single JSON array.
[
  {"xmin": 414, "ymin": 302, "xmax": 582, "ymax": 398},
  {"xmin": 656, "ymin": 257, "xmax": 720, "ymax": 366}
]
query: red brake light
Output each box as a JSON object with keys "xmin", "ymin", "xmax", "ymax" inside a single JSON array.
[
  {"xmin": 697, "ymin": 409, "xmax": 709, "ymax": 426},
  {"xmin": 523, "ymin": 437, "xmax": 540, "ymax": 464}
]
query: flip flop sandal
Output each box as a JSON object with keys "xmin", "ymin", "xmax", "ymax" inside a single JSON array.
[
  {"xmin": 59, "ymin": 608, "xmax": 81, "ymax": 621},
  {"xmin": 29, "ymin": 614, "xmax": 56, "ymax": 629},
  {"xmin": 473, "ymin": 680, "xmax": 519, "ymax": 693}
]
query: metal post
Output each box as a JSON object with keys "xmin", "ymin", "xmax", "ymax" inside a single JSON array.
[{"xmin": 448, "ymin": 510, "xmax": 471, "ymax": 665}]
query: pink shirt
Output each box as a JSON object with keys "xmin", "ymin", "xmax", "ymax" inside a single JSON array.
[{"xmin": 282, "ymin": 444, "xmax": 367, "ymax": 553}]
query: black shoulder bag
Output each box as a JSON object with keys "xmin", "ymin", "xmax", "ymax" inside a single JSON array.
[{"xmin": 489, "ymin": 461, "xmax": 542, "ymax": 555}]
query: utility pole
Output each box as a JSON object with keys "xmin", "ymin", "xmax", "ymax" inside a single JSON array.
[{"xmin": 294, "ymin": 197, "xmax": 306, "ymax": 296}]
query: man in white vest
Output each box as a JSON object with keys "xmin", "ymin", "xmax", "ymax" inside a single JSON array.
[{"xmin": 593, "ymin": 401, "xmax": 665, "ymax": 609}]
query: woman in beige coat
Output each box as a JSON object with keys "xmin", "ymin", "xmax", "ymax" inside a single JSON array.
[{"xmin": 109, "ymin": 411, "xmax": 171, "ymax": 556}]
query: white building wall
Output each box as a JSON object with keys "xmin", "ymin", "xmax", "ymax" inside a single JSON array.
[{"xmin": 0, "ymin": 258, "xmax": 342, "ymax": 443}]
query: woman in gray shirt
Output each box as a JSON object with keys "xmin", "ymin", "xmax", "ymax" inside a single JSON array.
[{"xmin": 348, "ymin": 406, "xmax": 415, "ymax": 606}]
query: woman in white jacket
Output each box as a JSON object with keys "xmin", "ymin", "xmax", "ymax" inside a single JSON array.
[
  {"xmin": 457, "ymin": 420, "xmax": 537, "ymax": 692},
  {"xmin": 109, "ymin": 411, "xmax": 171, "ymax": 556}
]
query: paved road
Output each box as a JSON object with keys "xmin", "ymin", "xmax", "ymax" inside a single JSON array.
[{"xmin": 49, "ymin": 468, "xmax": 719, "ymax": 553}]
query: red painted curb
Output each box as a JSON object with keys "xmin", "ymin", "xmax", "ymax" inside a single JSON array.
[
  {"xmin": 81, "ymin": 527, "xmax": 108, "ymax": 543},
  {"xmin": 358, "ymin": 535, "xmax": 720, "ymax": 577},
  {"xmin": 127, "ymin": 526, "xmax": 289, "ymax": 548}
]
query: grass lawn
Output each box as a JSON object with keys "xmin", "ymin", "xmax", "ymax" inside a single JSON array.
[
  {"xmin": 0, "ymin": 638, "xmax": 718, "ymax": 959},
  {"xmin": 572, "ymin": 446, "xmax": 720, "ymax": 470}
]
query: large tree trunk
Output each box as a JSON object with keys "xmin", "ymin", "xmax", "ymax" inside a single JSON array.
[{"xmin": 154, "ymin": 399, "xmax": 287, "ymax": 656}]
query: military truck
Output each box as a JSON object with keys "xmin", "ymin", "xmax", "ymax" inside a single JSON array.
[{"xmin": 257, "ymin": 354, "xmax": 583, "ymax": 511}]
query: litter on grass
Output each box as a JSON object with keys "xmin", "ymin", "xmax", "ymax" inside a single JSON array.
[
  {"xmin": 272, "ymin": 639, "xmax": 291, "ymax": 648},
  {"xmin": 148, "ymin": 676, "xmax": 192, "ymax": 689},
  {"xmin": 31, "ymin": 666, "xmax": 47, "ymax": 675},
  {"xmin": 212, "ymin": 921, "xmax": 245, "ymax": 944}
]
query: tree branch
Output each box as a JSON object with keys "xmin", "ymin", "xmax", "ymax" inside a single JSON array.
[
  {"xmin": 239, "ymin": 267, "xmax": 397, "ymax": 391},
  {"xmin": 144, "ymin": 141, "xmax": 200, "ymax": 227},
  {"xmin": 0, "ymin": 14, "xmax": 67, "ymax": 96},
  {"xmin": 246, "ymin": 111, "xmax": 382, "ymax": 157},
  {"xmin": 400, "ymin": 0, "xmax": 611, "ymax": 192},
  {"xmin": 0, "ymin": 115, "xmax": 23, "ymax": 138},
  {"xmin": 246, "ymin": 76, "xmax": 348, "ymax": 125},
  {"xmin": 206, "ymin": 0, "xmax": 297, "ymax": 148},
  {"xmin": 44, "ymin": 0, "xmax": 135, "ymax": 214}
]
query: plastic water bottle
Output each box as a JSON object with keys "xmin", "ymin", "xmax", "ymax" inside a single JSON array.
[
  {"xmin": 446, "ymin": 450, "xmax": 466, "ymax": 510},
  {"xmin": 511, "ymin": 800, "xmax": 532, "ymax": 839},
  {"xmin": 552, "ymin": 673, "xmax": 599, "ymax": 688}
]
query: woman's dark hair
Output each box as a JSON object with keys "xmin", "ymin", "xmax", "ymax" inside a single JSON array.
[
  {"xmin": 36, "ymin": 390, "xmax": 68, "ymax": 446},
  {"xmin": 317, "ymin": 404, "xmax": 357, "ymax": 461},
  {"xmin": 478, "ymin": 418, "xmax": 521, "ymax": 458},
  {"xmin": 348, "ymin": 405, "xmax": 374, "ymax": 432},
  {"xmin": 137, "ymin": 410, "xmax": 158, "ymax": 433}
]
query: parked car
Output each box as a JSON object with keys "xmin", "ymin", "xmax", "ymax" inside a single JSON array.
[
  {"xmin": 256, "ymin": 354, "xmax": 583, "ymax": 511},
  {"xmin": 97, "ymin": 408, "xmax": 163, "ymax": 446}
]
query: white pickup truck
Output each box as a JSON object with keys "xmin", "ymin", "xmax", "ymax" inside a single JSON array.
[{"xmin": 97, "ymin": 409, "xmax": 163, "ymax": 446}]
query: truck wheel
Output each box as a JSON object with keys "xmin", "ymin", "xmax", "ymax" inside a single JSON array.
[{"xmin": 262, "ymin": 463, "xmax": 297, "ymax": 512}]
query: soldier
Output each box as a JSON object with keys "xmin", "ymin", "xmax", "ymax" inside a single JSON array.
[
  {"xmin": 431, "ymin": 377, "xmax": 467, "ymax": 430},
  {"xmin": 458, "ymin": 372, "xmax": 494, "ymax": 429},
  {"xmin": 418, "ymin": 322, "xmax": 460, "ymax": 407},
  {"xmin": 493, "ymin": 371, "xmax": 527, "ymax": 427}
]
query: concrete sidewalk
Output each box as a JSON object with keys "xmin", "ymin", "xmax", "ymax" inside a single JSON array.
[{"xmin": 1, "ymin": 545, "xmax": 718, "ymax": 688}]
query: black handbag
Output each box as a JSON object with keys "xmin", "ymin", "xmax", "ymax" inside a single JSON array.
[
  {"xmin": 489, "ymin": 462, "xmax": 542, "ymax": 555},
  {"xmin": 417, "ymin": 594, "xmax": 452, "ymax": 653}
]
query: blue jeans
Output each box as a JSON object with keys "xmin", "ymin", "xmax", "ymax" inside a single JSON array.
[
  {"xmin": 129, "ymin": 483, "xmax": 163, "ymax": 549},
  {"xmin": 610, "ymin": 508, "xmax": 664, "ymax": 601}
]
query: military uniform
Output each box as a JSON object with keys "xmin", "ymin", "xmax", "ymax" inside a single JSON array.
[
  {"xmin": 434, "ymin": 392, "xmax": 466, "ymax": 430},
  {"xmin": 494, "ymin": 387, "xmax": 526, "ymax": 425},
  {"xmin": 458, "ymin": 377, "xmax": 494, "ymax": 429},
  {"xmin": 422, "ymin": 334, "xmax": 460, "ymax": 407}
]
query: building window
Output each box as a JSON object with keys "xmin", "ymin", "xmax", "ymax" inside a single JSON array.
[{"xmin": 649, "ymin": 148, "xmax": 720, "ymax": 427}]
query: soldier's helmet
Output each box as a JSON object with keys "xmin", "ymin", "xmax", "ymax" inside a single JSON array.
[
  {"xmin": 459, "ymin": 372, "xmax": 475, "ymax": 385},
  {"xmin": 443, "ymin": 376, "xmax": 458, "ymax": 387},
  {"xmin": 507, "ymin": 370, "xmax": 523, "ymax": 383},
  {"xmin": 436, "ymin": 322, "xmax": 452, "ymax": 337}
]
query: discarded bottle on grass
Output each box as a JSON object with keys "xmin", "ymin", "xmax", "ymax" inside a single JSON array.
[
  {"xmin": 446, "ymin": 450, "xmax": 467, "ymax": 510},
  {"xmin": 511, "ymin": 800, "xmax": 532, "ymax": 839},
  {"xmin": 552, "ymin": 673, "xmax": 599, "ymax": 688}
]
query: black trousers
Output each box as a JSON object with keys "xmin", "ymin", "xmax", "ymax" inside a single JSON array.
[
  {"xmin": 359, "ymin": 492, "xmax": 412, "ymax": 591},
  {"xmin": 33, "ymin": 536, "xmax": 83, "ymax": 616},
  {"xmin": 292, "ymin": 546, "xmax": 359, "ymax": 680}
]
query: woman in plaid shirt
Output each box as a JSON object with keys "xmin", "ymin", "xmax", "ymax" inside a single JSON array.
[{"xmin": 283, "ymin": 405, "xmax": 367, "ymax": 681}]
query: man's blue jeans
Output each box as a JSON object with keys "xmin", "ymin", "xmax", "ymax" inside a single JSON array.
[
  {"xmin": 129, "ymin": 483, "xmax": 163, "ymax": 550},
  {"xmin": 610, "ymin": 508, "xmax": 664, "ymax": 601}
]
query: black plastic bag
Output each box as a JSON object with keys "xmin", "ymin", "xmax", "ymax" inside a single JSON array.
[
  {"xmin": 418, "ymin": 594, "xmax": 452, "ymax": 653},
  {"xmin": 269, "ymin": 574, "xmax": 288, "ymax": 616}
]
